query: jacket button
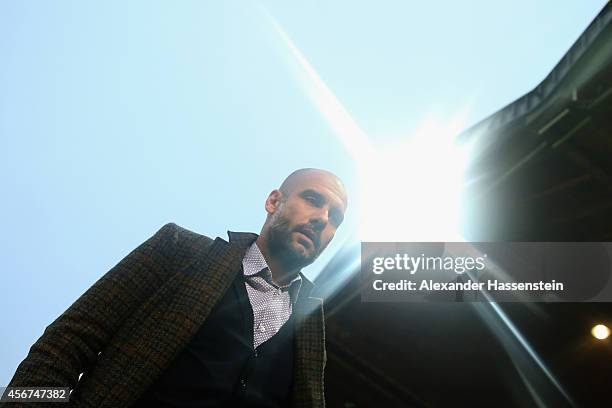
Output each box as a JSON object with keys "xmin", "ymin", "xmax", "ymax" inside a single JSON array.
[
  {"xmin": 240, "ymin": 379, "xmax": 247, "ymax": 388},
  {"xmin": 254, "ymin": 350, "xmax": 259, "ymax": 358}
]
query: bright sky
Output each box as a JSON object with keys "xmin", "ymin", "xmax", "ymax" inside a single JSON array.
[{"xmin": 0, "ymin": 0, "xmax": 607, "ymax": 384}]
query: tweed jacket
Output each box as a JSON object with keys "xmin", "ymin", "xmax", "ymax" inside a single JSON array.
[{"xmin": 6, "ymin": 223, "xmax": 326, "ymax": 407}]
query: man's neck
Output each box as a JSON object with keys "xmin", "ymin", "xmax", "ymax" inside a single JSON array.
[{"xmin": 255, "ymin": 236, "xmax": 300, "ymax": 286}]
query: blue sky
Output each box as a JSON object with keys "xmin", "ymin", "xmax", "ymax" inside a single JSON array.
[{"xmin": 0, "ymin": 0, "xmax": 607, "ymax": 384}]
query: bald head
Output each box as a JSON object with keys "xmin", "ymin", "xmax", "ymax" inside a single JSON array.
[{"xmin": 279, "ymin": 168, "xmax": 347, "ymax": 207}]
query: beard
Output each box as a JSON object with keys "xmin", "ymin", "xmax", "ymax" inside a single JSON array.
[{"xmin": 267, "ymin": 210, "xmax": 319, "ymax": 269}]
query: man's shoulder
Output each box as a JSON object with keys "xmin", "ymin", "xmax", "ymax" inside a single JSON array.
[
  {"xmin": 154, "ymin": 222, "xmax": 216, "ymax": 259},
  {"xmin": 158, "ymin": 222, "xmax": 213, "ymax": 242}
]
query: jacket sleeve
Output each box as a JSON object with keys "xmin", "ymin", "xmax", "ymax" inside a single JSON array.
[{"xmin": 5, "ymin": 223, "xmax": 182, "ymax": 394}]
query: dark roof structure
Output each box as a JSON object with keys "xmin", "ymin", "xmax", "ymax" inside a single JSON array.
[
  {"xmin": 460, "ymin": 1, "xmax": 612, "ymax": 243},
  {"xmin": 315, "ymin": 2, "xmax": 612, "ymax": 406}
]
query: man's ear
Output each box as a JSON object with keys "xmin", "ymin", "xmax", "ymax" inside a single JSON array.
[{"xmin": 265, "ymin": 189, "xmax": 284, "ymax": 215}]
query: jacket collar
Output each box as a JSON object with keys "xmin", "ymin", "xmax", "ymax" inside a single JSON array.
[{"xmin": 227, "ymin": 230, "xmax": 259, "ymax": 249}]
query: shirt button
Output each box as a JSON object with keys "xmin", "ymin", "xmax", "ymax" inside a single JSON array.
[{"xmin": 258, "ymin": 324, "xmax": 266, "ymax": 333}]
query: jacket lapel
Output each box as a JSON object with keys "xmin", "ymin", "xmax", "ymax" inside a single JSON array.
[
  {"xmin": 292, "ymin": 278, "xmax": 326, "ymax": 408},
  {"xmin": 99, "ymin": 235, "xmax": 251, "ymax": 407}
]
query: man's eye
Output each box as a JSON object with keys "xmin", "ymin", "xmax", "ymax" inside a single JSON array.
[{"xmin": 305, "ymin": 196, "xmax": 318, "ymax": 204}]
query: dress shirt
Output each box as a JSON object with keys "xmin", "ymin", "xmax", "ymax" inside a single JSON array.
[{"xmin": 242, "ymin": 242, "xmax": 302, "ymax": 348}]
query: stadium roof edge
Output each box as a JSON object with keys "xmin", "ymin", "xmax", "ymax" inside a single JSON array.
[{"xmin": 458, "ymin": 2, "xmax": 612, "ymax": 157}]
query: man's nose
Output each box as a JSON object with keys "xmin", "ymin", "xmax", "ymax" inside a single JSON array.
[{"xmin": 310, "ymin": 208, "xmax": 329, "ymax": 231}]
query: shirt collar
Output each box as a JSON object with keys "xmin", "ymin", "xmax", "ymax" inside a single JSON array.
[{"xmin": 242, "ymin": 241, "xmax": 303, "ymax": 302}]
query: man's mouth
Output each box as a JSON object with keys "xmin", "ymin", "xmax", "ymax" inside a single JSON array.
[{"xmin": 296, "ymin": 227, "xmax": 319, "ymax": 249}]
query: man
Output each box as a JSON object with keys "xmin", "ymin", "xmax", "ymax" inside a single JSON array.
[{"xmin": 6, "ymin": 168, "xmax": 348, "ymax": 408}]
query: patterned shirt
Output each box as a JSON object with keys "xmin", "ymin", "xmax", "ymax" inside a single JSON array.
[{"xmin": 242, "ymin": 242, "xmax": 302, "ymax": 348}]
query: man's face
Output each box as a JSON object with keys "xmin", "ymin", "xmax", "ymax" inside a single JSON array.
[{"xmin": 267, "ymin": 173, "xmax": 347, "ymax": 269}]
